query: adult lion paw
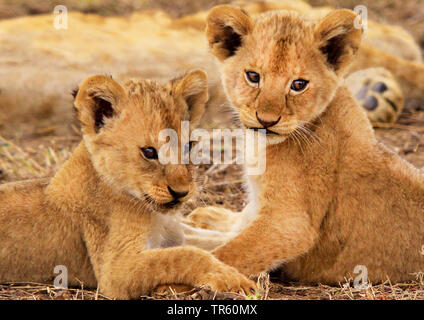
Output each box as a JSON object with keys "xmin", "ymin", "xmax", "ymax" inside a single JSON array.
[{"xmin": 346, "ymin": 67, "xmax": 404, "ymax": 124}]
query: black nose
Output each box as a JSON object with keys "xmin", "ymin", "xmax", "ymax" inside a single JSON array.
[
  {"xmin": 167, "ymin": 186, "xmax": 189, "ymax": 200},
  {"xmin": 256, "ymin": 112, "xmax": 281, "ymax": 128}
]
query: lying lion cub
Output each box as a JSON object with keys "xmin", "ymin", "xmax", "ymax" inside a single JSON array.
[
  {"xmin": 185, "ymin": 6, "xmax": 424, "ymax": 284},
  {"xmin": 0, "ymin": 70, "xmax": 255, "ymax": 299}
]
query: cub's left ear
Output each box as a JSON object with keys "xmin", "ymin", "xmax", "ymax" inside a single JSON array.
[
  {"xmin": 315, "ymin": 9, "xmax": 362, "ymax": 75},
  {"xmin": 74, "ymin": 75, "xmax": 126, "ymax": 135},
  {"xmin": 206, "ymin": 5, "xmax": 253, "ymax": 61},
  {"xmin": 175, "ymin": 69, "xmax": 209, "ymax": 127}
]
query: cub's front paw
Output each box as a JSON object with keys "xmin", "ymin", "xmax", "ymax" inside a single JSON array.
[
  {"xmin": 184, "ymin": 206, "xmax": 237, "ymax": 232},
  {"xmin": 197, "ymin": 265, "xmax": 257, "ymax": 295}
]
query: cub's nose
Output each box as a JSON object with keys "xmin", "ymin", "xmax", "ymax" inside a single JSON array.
[
  {"xmin": 256, "ymin": 111, "xmax": 281, "ymax": 128},
  {"xmin": 167, "ymin": 186, "xmax": 189, "ymax": 200}
]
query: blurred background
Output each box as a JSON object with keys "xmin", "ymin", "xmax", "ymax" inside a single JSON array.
[
  {"xmin": 0, "ymin": 0, "xmax": 424, "ymax": 300},
  {"xmin": 1, "ymin": 0, "xmax": 424, "ymax": 42}
]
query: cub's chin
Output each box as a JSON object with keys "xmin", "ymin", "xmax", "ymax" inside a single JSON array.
[
  {"xmin": 266, "ymin": 134, "xmax": 288, "ymax": 145},
  {"xmin": 245, "ymin": 127, "xmax": 288, "ymax": 145},
  {"xmin": 128, "ymin": 190, "xmax": 186, "ymax": 214},
  {"xmin": 157, "ymin": 200, "xmax": 186, "ymax": 214},
  {"xmin": 146, "ymin": 197, "xmax": 186, "ymax": 214}
]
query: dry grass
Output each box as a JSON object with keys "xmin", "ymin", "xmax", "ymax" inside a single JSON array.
[
  {"xmin": 2, "ymin": 275, "xmax": 424, "ymax": 300},
  {"xmin": 1, "ymin": 0, "xmax": 424, "ymax": 300},
  {"xmin": 269, "ymin": 277, "xmax": 424, "ymax": 300},
  {"xmin": 0, "ymin": 132, "xmax": 79, "ymax": 183}
]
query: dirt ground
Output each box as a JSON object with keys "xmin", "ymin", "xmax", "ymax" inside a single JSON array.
[{"xmin": 1, "ymin": 0, "xmax": 424, "ymax": 300}]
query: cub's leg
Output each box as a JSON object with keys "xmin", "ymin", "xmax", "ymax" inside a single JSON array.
[
  {"xmin": 183, "ymin": 206, "xmax": 239, "ymax": 232},
  {"xmin": 84, "ymin": 211, "xmax": 256, "ymax": 299},
  {"xmin": 212, "ymin": 204, "xmax": 318, "ymax": 277},
  {"xmin": 183, "ymin": 201, "xmax": 260, "ymax": 251},
  {"xmin": 346, "ymin": 67, "xmax": 404, "ymax": 124},
  {"xmin": 183, "ymin": 228, "xmax": 232, "ymax": 251},
  {"xmin": 98, "ymin": 246, "xmax": 256, "ymax": 299},
  {"xmin": 183, "ymin": 206, "xmax": 240, "ymax": 251}
]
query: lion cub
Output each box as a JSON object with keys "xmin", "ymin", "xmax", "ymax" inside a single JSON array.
[
  {"xmin": 0, "ymin": 70, "xmax": 255, "ymax": 299},
  {"xmin": 185, "ymin": 6, "xmax": 424, "ymax": 284}
]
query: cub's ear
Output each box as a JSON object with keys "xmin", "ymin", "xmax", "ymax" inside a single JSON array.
[
  {"xmin": 206, "ymin": 5, "xmax": 253, "ymax": 61},
  {"xmin": 175, "ymin": 69, "xmax": 209, "ymax": 127},
  {"xmin": 315, "ymin": 9, "xmax": 362, "ymax": 75},
  {"xmin": 74, "ymin": 75, "xmax": 125, "ymax": 134}
]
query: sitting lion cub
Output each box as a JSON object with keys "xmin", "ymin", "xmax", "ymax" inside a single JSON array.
[
  {"xmin": 0, "ymin": 70, "xmax": 255, "ymax": 299},
  {"xmin": 185, "ymin": 6, "xmax": 424, "ymax": 284}
]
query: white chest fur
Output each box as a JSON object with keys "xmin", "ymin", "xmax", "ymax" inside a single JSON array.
[
  {"xmin": 231, "ymin": 174, "xmax": 261, "ymax": 234},
  {"xmin": 146, "ymin": 213, "xmax": 185, "ymax": 250}
]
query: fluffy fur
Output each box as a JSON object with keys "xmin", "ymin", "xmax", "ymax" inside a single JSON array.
[
  {"xmin": 185, "ymin": 6, "xmax": 424, "ymax": 284},
  {"xmin": 0, "ymin": 71, "xmax": 255, "ymax": 298}
]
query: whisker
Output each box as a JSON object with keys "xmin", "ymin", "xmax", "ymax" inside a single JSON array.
[
  {"xmin": 297, "ymin": 121, "xmax": 324, "ymax": 150},
  {"xmin": 289, "ymin": 130, "xmax": 305, "ymax": 156},
  {"xmin": 295, "ymin": 128, "xmax": 312, "ymax": 150}
]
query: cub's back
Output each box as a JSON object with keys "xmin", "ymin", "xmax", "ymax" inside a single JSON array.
[
  {"xmin": 0, "ymin": 178, "xmax": 49, "ymax": 214},
  {"xmin": 0, "ymin": 178, "xmax": 95, "ymax": 286}
]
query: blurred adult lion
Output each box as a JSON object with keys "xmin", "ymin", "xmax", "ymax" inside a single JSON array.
[{"xmin": 0, "ymin": 0, "xmax": 423, "ymax": 136}]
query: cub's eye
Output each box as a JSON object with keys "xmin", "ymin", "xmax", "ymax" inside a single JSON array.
[
  {"xmin": 141, "ymin": 147, "xmax": 158, "ymax": 160},
  {"xmin": 245, "ymin": 71, "xmax": 260, "ymax": 85},
  {"xmin": 290, "ymin": 79, "xmax": 309, "ymax": 92},
  {"xmin": 184, "ymin": 141, "xmax": 195, "ymax": 155}
]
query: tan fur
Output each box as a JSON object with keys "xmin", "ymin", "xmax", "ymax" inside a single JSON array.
[
  {"xmin": 0, "ymin": 71, "xmax": 256, "ymax": 298},
  {"xmin": 185, "ymin": 6, "xmax": 424, "ymax": 284}
]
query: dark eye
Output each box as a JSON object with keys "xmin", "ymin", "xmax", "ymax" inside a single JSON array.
[
  {"xmin": 246, "ymin": 71, "xmax": 260, "ymax": 84},
  {"xmin": 141, "ymin": 147, "xmax": 158, "ymax": 160},
  {"xmin": 290, "ymin": 79, "xmax": 309, "ymax": 92}
]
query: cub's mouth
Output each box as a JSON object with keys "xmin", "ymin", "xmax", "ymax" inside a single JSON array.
[
  {"xmin": 244, "ymin": 126, "xmax": 290, "ymax": 145},
  {"xmin": 247, "ymin": 127, "xmax": 280, "ymax": 135},
  {"xmin": 163, "ymin": 199, "xmax": 181, "ymax": 208},
  {"xmin": 143, "ymin": 194, "xmax": 184, "ymax": 211}
]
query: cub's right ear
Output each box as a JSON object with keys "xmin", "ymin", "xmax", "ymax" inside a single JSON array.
[
  {"xmin": 74, "ymin": 75, "xmax": 126, "ymax": 135},
  {"xmin": 315, "ymin": 9, "xmax": 362, "ymax": 75},
  {"xmin": 206, "ymin": 5, "xmax": 253, "ymax": 61}
]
